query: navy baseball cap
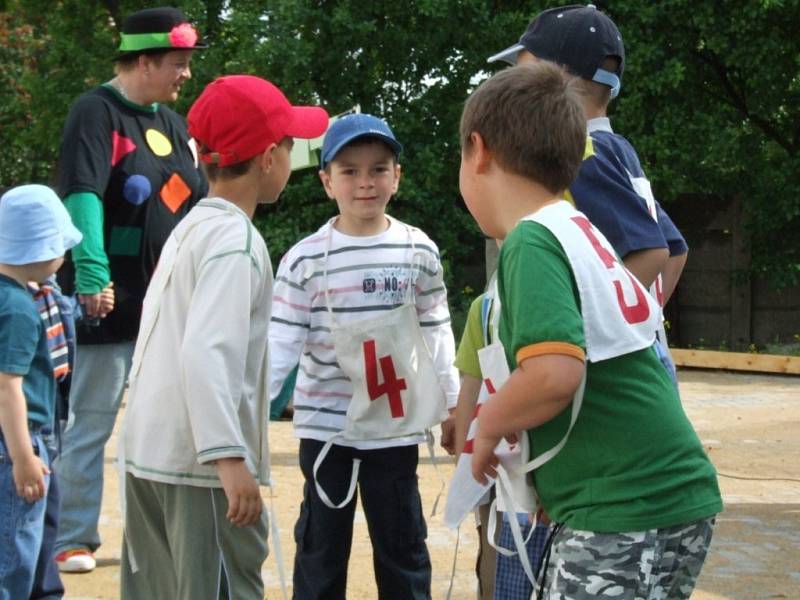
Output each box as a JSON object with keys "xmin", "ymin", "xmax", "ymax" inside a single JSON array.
[
  {"xmin": 488, "ymin": 4, "xmax": 625, "ymax": 98},
  {"xmin": 320, "ymin": 113, "xmax": 403, "ymax": 168}
]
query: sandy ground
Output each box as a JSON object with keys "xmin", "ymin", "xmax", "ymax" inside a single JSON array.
[{"xmin": 59, "ymin": 370, "xmax": 800, "ymax": 600}]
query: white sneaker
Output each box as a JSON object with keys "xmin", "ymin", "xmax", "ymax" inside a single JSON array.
[{"xmin": 55, "ymin": 548, "xmax": 96, "ymax": 573}]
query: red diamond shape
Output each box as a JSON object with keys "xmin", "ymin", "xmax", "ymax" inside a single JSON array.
[{"xmin": 160, "ymin": 173, "xmax": 191, "ymax": 214}]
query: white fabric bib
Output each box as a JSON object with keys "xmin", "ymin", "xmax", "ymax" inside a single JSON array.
[
  {"xmin": 627, "ymin": 176, "xmax": 676, "ymax": 374},
  {"xmin": 526, "ymin": 201, "xmax": 661, "ymax": 362},
  {"xmin": 444, "ymin": 277, "xmax": 541, "ymax": 529},
  {"xmin": 331, "ymin": 303, "xmax": 447, "ymax": 440}
]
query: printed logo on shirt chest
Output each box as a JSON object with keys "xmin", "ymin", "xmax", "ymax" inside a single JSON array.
[{"xmin": 362, "ymin": 267, "xmax": 412, "ymax": 303}]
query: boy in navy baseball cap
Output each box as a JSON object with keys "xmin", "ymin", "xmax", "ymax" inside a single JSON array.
[
  {"xmin": 489, "ymin": 3, "xmax": 624, "ymax": 98},
  {"xmin": 490, "ymin": 3, "xmax": 688, "ymax": 376}
]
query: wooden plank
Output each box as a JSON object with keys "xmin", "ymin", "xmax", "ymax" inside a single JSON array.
[{"xmin": 672, "ymin": 348, "xmax": 800, "ymax": 375}]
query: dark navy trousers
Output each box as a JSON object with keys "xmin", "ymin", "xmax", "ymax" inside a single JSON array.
[{"xmin": 293, "ymin": 439, "xmax": 431, "ymax": 600}]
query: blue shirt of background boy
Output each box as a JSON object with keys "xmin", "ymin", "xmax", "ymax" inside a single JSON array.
[
  {"xmin": 569, "ymin": 119, "xmax": 688, "ymax": 259},
  {"xmin": 0, "ymin": 273, "xmax": 55, "ymax": 427}
]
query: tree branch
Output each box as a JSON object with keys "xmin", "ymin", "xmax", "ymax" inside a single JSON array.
[{"xmin": 692, "ymin": 48, "xmax": 796, "ymax": 156}]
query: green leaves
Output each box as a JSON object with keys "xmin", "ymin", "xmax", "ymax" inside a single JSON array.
[{"xmin": 3, "ymin": 0, "xmax": 799, "ymax": 304}]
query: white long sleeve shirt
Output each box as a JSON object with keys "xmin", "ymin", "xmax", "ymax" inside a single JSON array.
[
  {"xmin": 269, "ymin": 215, "xmax": 459, "ymax": 449},
  {"xmin": 122, "ymin": 198, "xmax": 272, "ymax": 487}
]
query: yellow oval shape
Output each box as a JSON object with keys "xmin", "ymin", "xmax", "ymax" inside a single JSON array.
[{"xmin": 145, "ymin": 129, "xmax": 173, "ymax": 157}]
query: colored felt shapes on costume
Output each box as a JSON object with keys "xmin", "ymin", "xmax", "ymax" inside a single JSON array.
[
  {"xmin": 111, "ymin": 131, "xmax": 137, "ymax": 167},
  {"xmin": 160, "ymin": 173, "xmax": 192, "ymax": 214},
  {"xmin": 123, "ymin": 175, "xmax": 152, "ymax": 206},
  {"xmin": 146, "ymin": 129, "xmax": 173, "ymax": 157}
]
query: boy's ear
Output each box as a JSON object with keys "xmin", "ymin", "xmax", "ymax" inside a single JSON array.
[
  {"xmin": 259, "ymin": 143, "xmax": 278, "ymax": 174},
  {"xmin": 318, "ymin": 169, "xmax": 336, "ymax": 200},
  {"xmin": 391, "ymin": 163, "xmax": 401, "ymax": 194},
  {"xmin": 469, "ymin": 132, "xmax": 493, "ymax": 174}
]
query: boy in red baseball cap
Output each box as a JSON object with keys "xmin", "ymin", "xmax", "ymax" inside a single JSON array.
[{"xmin": 118, "ymin": 75, "xmax": 328, "ymax": 600}]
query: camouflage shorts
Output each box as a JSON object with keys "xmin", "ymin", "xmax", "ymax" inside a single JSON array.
[{"xmin": 537, "ymin": 516, "xmax": 716, "ymax": 600}]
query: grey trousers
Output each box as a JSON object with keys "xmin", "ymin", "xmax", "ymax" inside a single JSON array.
[{"xmin": 120, "ymin": 474, "xmax": 268, "ymax": 600}]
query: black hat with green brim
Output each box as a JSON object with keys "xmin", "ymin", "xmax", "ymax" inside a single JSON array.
[{"xmin": 114, "ymin": 6, "xmax": 207, "ymax": 61}]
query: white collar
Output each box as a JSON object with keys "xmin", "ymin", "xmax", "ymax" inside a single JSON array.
[{"xmin": 587, "ymin": 117, "xmax": 613, "ymax": 134}]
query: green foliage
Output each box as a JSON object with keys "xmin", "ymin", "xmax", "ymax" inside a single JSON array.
[
  {"xmin": 605, "ymin": 0, "xmax": 800, "ymax": 286},
  {"xmin": 2, "ymin": 0, "xmax": 800, "ymax": 334},
  {"xmin": 249, "ymin": 0, "xmax": 533, "ymax": 332}
]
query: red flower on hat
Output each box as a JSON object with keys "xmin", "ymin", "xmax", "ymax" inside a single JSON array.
[{"xmin": 169, "ymin": 23, "xmax": 198, "ymax": 48}]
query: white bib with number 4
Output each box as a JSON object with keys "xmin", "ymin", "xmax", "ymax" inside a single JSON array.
[
  {"xmin": 312, "ymin": 222, "xmax": 447, "ymax": 509},
  {"xmin": 332, "ymin": 303, "xmax": 447, "ymax": 440}
]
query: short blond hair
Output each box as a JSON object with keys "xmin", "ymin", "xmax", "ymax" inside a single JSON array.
[{"xmin": 460, "ymin": 62, "xmax": 585, "ymax": 194}]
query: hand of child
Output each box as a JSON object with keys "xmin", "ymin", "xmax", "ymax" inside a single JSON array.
[
  {"xmin": 470, "ymin": 432, "xmax": 500, "ymax": 485},
  {"xmin": 13, "ymin": 452, "xmax": 49, "ymax": 503},
  {"xmin": 98, "ymin": 282, "xmax": 115, "ymax": 318},
  {"xmin": 78, "ymin": 292, "xmax": 105, "ymax": 319},
  {"xmin": 215, "ymin": 457, "xmax": 263, "ymax": 526},
  {"xmin": 535, "ymin": 507, "xmax": 551, "ymax": 526},
  {"xmin": 440, "ymin": 410, "xmax": 456, "ymax": 455}
]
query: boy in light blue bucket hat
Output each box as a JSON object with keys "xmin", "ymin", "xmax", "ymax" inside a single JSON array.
[{"xmin": 0, "ymin": 184, "xmax": 81, "ymax": 598}]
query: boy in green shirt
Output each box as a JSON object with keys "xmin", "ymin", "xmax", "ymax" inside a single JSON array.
[{"xmin": 459, "ymin": 62, "xmax": 722, "ymax": 599}]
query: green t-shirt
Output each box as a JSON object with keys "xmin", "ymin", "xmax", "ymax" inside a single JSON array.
[
  {"xmin": 498, "ymin": 220, "xmax": 722, "ymax": 532},
  {"xmin": 454, "ymin": 293, "xmax": 485, "ymax": 378}
]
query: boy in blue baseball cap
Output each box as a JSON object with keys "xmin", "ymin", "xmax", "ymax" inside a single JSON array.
[
  {"xmin": 268, "ymin": 113, "xmax": 460, "ymax": 599},
  {"xmin": 0, "ymin": 184, "xmax": 81, "ymax": 597}
]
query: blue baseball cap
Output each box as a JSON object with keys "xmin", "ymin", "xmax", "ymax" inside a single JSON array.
[
  {"xmin": 320, "ymin": 113, "xmax": 403, "ymax": 168},
  {"xmin": 0, "ymin": 184, "xmax": 82, "ymax": 265}
]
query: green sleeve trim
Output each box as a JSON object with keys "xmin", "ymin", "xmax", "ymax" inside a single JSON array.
[
  {"xmin": 196, "ymin": 446, "xmax": 248, "ymax": 464},
  {"xmin": 203, "ymin": 250, "xmax": 262, "ymax": 275},
  {"xmin": 125, "ymin": 460, "xmax": 219, "ymax": 481},
  {"xmin": 64, "ymin": 192, "xmax": 110, "ymax": 294},
  {"xmin": 197, "ymin": 445, "xmax": 246, "ymax": 457}
]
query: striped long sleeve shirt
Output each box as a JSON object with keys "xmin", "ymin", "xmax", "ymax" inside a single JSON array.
[{"xmin": 269, "ymin": 216, "xmax": 459, "ymax": 449}]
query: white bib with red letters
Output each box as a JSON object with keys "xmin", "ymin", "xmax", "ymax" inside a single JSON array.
[{"xmin": 526, "ymin": 200, "xmax": 662, "ymax": 362}]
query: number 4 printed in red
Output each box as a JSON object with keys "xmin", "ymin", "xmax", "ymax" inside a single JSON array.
[{"xmin": 363, "ymin": 339, "xmax": 407, "ymax": 418}]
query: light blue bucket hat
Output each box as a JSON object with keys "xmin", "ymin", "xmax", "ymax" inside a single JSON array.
[{"xmin": 0, "ymin": 184, "xmax": 82, "ymax": 265}]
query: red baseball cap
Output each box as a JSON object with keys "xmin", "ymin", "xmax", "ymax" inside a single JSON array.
[{"xmin": 188, "ymin": 75, "xmax": 329, "ymax": 167}]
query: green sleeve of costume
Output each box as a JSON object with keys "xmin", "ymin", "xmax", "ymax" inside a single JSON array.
[{"xmin": 64, "ymin": 192, "xmax": 110, "ymax": 294}]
